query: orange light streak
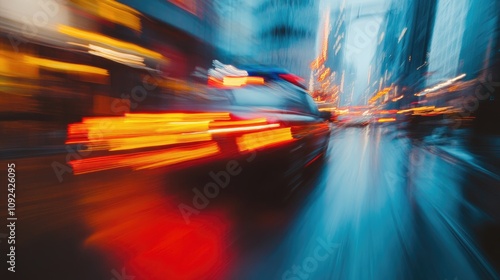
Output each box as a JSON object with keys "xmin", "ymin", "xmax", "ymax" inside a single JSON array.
[
  {"xmin": 23, "ymin": 55, "xmax": 108, "ymax": 75},
  {"xmin": 208, "ymin": 118, "xmax": 268, "ymax": 128},
  {"xmin": 207, "ymin": 123, "xmax": 280, "ymax": 135},
  {"xmin": 70, "ymin": 142, "xmax": 220, "ymax": 174},
  {"xmin": 377, "ymin": 118, "xmax": 396, "ymax": 123},
  {"xmin": 57, "ymin": 25, "xmax": 162, "ymax": 59},
  {"xmin": 222, "ymin": 76, "xmax": 264, "ymax": 87},
  {"xmin": 108, "ymin": 133, "xmax": 212, "ymax": 151},
  {"xmin": 237, "ymin": 127, "xmax": 293, "ymax": 151},
  {"xmin": 124, "ymin": 112, "xmax": 231, "ymax": 121}
]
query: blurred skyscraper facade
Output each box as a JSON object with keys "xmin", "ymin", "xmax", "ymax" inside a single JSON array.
[
  {"xmin": 426, "ymin": 0, "xmax": 469, "ymax": 87},
  {"xmin": 254, "ymin": 0, "xmax": 320, "ymax": 80},
  {"xmin": 369, "ymin": 0, "xmax": 437, "ymax": 106}
]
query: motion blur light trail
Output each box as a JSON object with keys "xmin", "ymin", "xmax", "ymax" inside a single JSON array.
[
  {"xmin": 377, "ymin": 118, "xmax": 396, "ymax": 123},
  {"xmin": 67, "ymin": 113, "xmax": 289, "ymax": 174},
  {"xmin": 72, "ymin": 0, "xmax": 142, "ymax": 31},
  {"xmin": 237, "ymin": 127, "xmax": 293, "ymax": 152},
  {"xmin": 57, "ymin": 25, "xmax": 164, "ymax": 60},
  {"xmin": 208, "ymin": 118, "xmax": 267, "ymax": 128},
  {"xmin": 106, "ymin": 133, "xmax": 213, "ymax": 151},
  {"xmin": 23, "ymin": 55, "xmax": 109, "ymax": 76},
  {"xmin": 222, "ymin": 76, "xmax": 265, "ymax": 87},
  {"xmin": 69, "ymin": 142, "xmax": 220, "ymax": 174},
  {"xmin": 66, "ymin": 112, "xmax": 232, "ymax": 148}
]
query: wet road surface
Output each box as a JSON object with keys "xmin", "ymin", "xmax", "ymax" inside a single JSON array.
[
  {"xmin": 230, "ymin": 126, "xmax": 500, "ymax": 280},
  {"xmin": 2, "ymin": 126, "xmax": 499, "ymax": 280}
]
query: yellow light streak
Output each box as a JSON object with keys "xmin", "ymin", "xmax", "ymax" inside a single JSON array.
[
  {"xmin": 23, "ymin": 55, "xmax": 108, "ymax": 75},
  {"xmin": 58, "ymin": 25, "xmax": 163, "ymax": 59}
]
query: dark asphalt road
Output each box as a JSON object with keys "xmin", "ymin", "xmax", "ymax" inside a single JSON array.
[{"xmin": 1, "ymin": 126, "xmax": 499, "ymax": 280}]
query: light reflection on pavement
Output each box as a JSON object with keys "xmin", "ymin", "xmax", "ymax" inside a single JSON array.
[{"xmin": 2, "ymin": 126, "xmax": 499, "ymax": 280}]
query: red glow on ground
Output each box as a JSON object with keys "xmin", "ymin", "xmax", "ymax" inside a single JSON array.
[{"xmin": 81, "ymin": 181, "xmax": 233, "ymax": 280}]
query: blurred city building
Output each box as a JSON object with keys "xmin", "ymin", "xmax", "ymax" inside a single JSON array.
[
  {"xmin": 455, "ymin": 0, "xmax": 500, "ymax": 131},
  {"xmin": 212, "ymin": 0, "xmax": 257, "ymax": 63},
  {"xmin": 368, "ymin": 0, "xmax": 500, "ymax": 131},
  {"xmin": 459, "ymin": 0, "xmax": 499, "ymax": 79},
  {"xmin": 254, "ymin": 0, "xmax": 320, "ymax": 80},
  {"xmin": 425, "ymin": 0, "xmax": 468, "ymax": 87},
  {"xmin": 310, "ymin": 1, "xmax": 347, "ymax": 103},
  {"xmin": 117, "ymin": 0, "xmax": 219, "ymax": 76},
  {"xmin": 369, "ymin": 0, "xmax": 437, "ymax": 107},
  {"xmin": 422, "ymin": 0, "xmax": 485, "ymax": 109}
]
